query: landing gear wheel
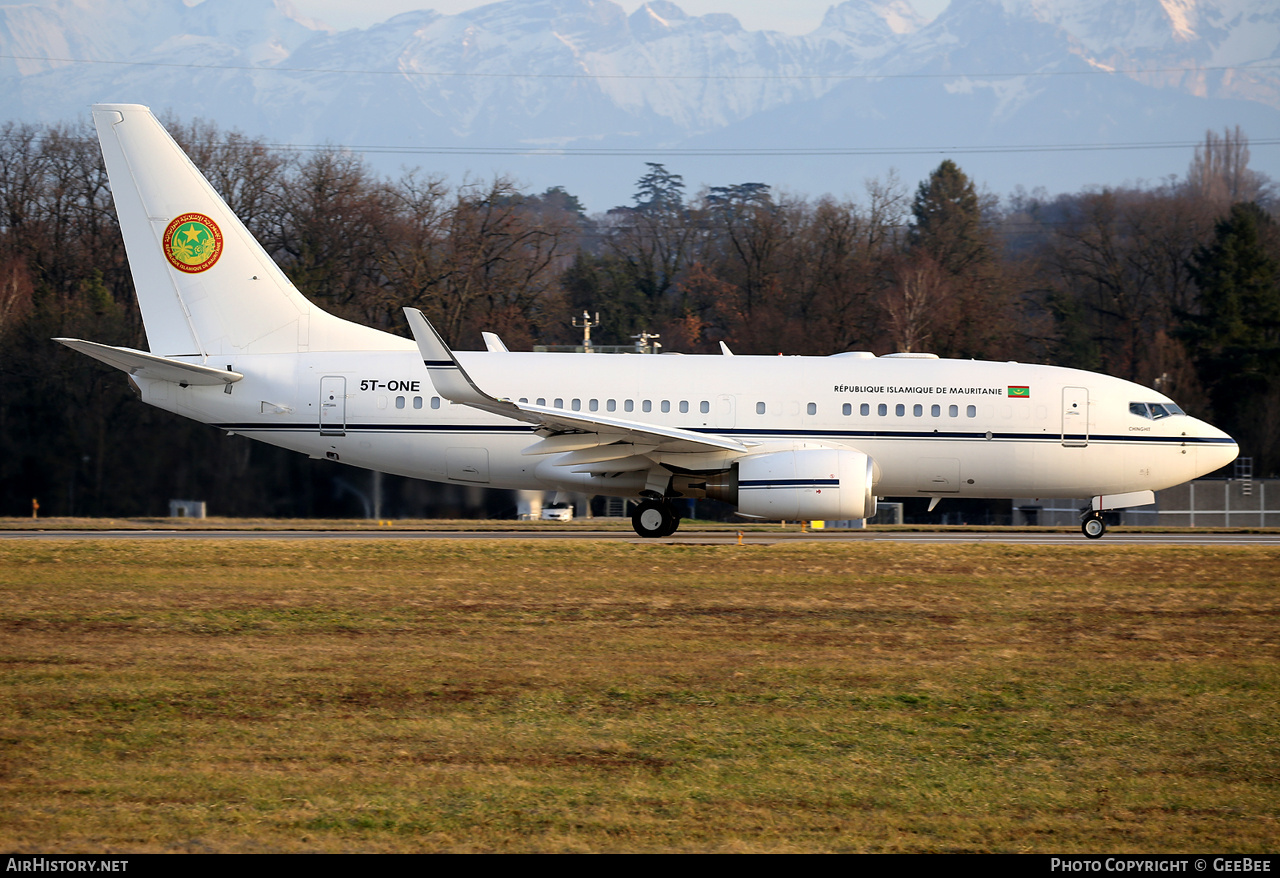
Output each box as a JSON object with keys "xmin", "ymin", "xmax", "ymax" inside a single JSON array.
[
  {"xmin": 1082, "ymin": 513, "xmax": 1107, "ymax": 540},
  {"xmin": 632, "ymin": 499, "xmax": 679, "ymax": 538}
]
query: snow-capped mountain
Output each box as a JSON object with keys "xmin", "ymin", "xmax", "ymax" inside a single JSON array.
[{"xmin": 1, "ymin": 0, "xmax": 1276, "ymax": 209}]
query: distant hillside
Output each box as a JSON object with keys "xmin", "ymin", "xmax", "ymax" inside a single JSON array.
[{"xmin": 2, "ymin": 0, "xmax": 1277, "ymax": 207}]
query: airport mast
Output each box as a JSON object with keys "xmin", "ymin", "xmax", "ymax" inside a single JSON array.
[{"xmin": 572, "ymin": 310, "xmax": 600, "ymax": 353}]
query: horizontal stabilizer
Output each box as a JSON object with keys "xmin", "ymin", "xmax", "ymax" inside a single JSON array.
[{"xmin": 55, "ymin": 338, "xmax": 242, "ymax": 386}]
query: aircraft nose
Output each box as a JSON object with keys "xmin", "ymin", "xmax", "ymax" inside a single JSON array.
[{"xmin": 1196, "ymin": 422, "xmax": 1239, "ymax": 475}]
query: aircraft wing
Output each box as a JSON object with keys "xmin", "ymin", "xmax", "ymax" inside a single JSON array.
[
  {"xmin": 403, "ymin": 308, "xmax": 752, "ymax": 459},
  {"xmin": 54, "ymin": 338, "xmax": 243, "ymax": 386}
]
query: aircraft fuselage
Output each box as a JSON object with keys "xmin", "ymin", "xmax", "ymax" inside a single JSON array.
[{"xmin": 140, "ymin": 346, "xmax": 1235, "ymax": 503}]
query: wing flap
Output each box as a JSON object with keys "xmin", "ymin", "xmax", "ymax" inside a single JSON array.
[
  {"xmin": 515, "ymin": 403, "xmax": 749, "ymax": 454},
  {"xmin": 569, "ymin": 455, "xmax": 654, "ymax": 474},
  {"xmin": 55, "ymin": 338, "xmax": 242, "ymax": 385},
  {"xmin": 554, "ymin": 444, "xmax": 659, "ymax": 466},
  {"xmin": 523, "ymin": 433, "xmax": 630, "ymax": 455}
]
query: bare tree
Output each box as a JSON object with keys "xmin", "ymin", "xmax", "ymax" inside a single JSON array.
[
  {"xmin": 884, "ymin": 252, "xmax": 949, "ymax": 353},
  {"xmin": 1186, "ymin": 126, "xmax": 1272, "ymax": 208}
]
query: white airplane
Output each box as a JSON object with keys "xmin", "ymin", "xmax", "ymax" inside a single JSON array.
[{"xmin": 59, "ymin": 104, "xmax": 1239, "ymax": 539}]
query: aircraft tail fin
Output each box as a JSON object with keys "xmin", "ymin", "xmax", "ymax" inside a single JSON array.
[{"xmin": 91, "ymin": 104, "xmax": 400, "ymax": 357}]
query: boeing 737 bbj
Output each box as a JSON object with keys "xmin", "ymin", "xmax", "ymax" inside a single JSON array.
[{"xmin": 57, "ymin": 105, "xmax": 1239, "ymax": 539}]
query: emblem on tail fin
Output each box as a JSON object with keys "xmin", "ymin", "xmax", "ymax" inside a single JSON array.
[{"xmin": 162, "ymin": 212, "xmax": 223, "ymax": 273}]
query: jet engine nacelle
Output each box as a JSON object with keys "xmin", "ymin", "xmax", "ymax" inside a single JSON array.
[{"xmin": 706, "ymin": 448, "xmax": 876, "ymax": 521}]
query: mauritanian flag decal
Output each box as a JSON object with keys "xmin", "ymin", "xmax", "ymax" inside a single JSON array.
[{"xmin": 1008, "ymin": 386, "xmax": 1030, "ymax": 398}]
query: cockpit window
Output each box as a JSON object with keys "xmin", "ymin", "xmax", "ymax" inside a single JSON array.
[{"xmin": 1130, "ymin": 402, "xmax": 1185, "ymax": 420}]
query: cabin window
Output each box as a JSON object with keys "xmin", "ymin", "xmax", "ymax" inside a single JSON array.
[
  {"xmin": 519, "ymin": 397, "xmax": 528, "ymax": 404},
  {"xmin": 966, "ymin": 405, "xmax": 977, "ymax": 418},
  {"xmin": 700, "ymin": 401, "xmax": 710, "ymax": 414},
  {"xmin": 913, "ymin": 404, "xmax": 923, "ymax": 417},
  {"xmin": 878, "ymin": 403, "xmax": 887, "ymax": 416},
  {"xmin": 395, "ymin": 396, "xmax": 406, "ymax": 409},
  {"xmin": 861, "ymin": 403, "xmax": 870, "ymax": 416},
  {"xmin": 589, "ymin": 399, "xmax": 599, "ymax": 412},
  {"xmin": 607, "ymin": 399, "xmax": 617, "ymax": 412},
  {"xmin": 949, "ymin": 405, "xmax": 958, "ymax": 417},
  {"xmin": 414, "ymin": 396, "xmax": 423, "ymax": 409},
  {"xmin": 643, "ymin": 400, "xmax": 652, "ymax": 413},
  {"xmin": 554, "ymin": 398, "xmax": 564, "ymax": 408},
  {"xmin": 842, "ymin": 403, "xmax": 851, "ymax": 416},
  {"xmin": 661, "ymin": 400, "xmax": 671, "ymax": 413},
  {"xmin": 679, "ymin": 400, "xmax": 689, "ymax": 413},
  {"xmin": 756, "ymin": 402, "xmax": 766, "ymax": 415},
  {"xmin": 895, "ymin": 404, "xmax": 905, "ymax": 417},
  {"xmin": 625, "ymin": 400, "xmax": 634, "ymax": 413},
  {"xmin": 536, "ymin": 397, "xmax": 545, "ymax": 406},
  {"xmin": 807, "ymin": 402, "xmax": 817, "ymax": 415},
  {"xmin": 431, "ymin": 397, "xmax": 441, "ymax": 409},
  {"xmin": 931, "ymin": 404, "xmax": 940, "ymax": 417},
  {"xmin": 572, "ymin": 399, "xmax": 581, "ymax": 411}
]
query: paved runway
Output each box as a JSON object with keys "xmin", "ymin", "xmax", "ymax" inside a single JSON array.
[{"xmin": 3, "ymin": 529, "xmax": 1279, "ymax": 546}]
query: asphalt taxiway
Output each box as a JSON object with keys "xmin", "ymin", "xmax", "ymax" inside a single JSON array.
[{"xmin": 2, "ymin": 529, "xmax": 1278, "ymax": 546}]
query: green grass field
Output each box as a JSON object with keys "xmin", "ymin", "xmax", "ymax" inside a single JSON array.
[{"xmin": 1, "ymin": 539, "xmax": 1277, "ymax": 852}]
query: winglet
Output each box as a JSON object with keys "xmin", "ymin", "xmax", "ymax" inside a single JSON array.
[
  {"xmin": 719, "ymin": 341, "xmax": 734, "ymax": 356},
  {"xmin": 481, "ymin": 331, "xmax": 509, "ymax": 353},
  {"xmin": 404, "ymin": 308, "xmax": 508, "ymax": 410}
]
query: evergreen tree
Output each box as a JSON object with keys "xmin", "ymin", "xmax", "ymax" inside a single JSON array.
[
  {"xmin": 910, "ymin": 159, "xmax": 987, "ymax": 275},
  {"xmin": 1182, "ymin": 202, "xmax": 1280, "ymax": 468},
  {"xmin": 902, "ymin": 159, "xmax": 1011, "ymax": 359},
  {"xmin": 633, "ymin": 163, "xmax": 685, "ymax": 214}
]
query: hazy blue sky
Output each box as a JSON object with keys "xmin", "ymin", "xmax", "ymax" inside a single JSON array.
[{"xmin": 290, "ymin": 0, "xmax": 951, "ymax": 34}]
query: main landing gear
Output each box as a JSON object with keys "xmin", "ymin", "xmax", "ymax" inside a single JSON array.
[
  {"xmin": 632, "ymin": 499, "xmax": 681, "ymax": 538},
  {"xmin": 1081, "ymin": 511, "xmax": 1107, "ymax": 539}
]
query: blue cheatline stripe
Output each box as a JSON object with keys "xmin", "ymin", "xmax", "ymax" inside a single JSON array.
[
  {"xmin": 422, "ymin": 360, "xmax": 455, "ymax": 368},
  {"xmin": 213, "ymin": 421, "xmax": 1235, "ymax": 447},
  {"xmin": 740, "ymin": 479, "xmax": 839, "ymax": 488},
  {"xmin": 688, "ymin": 427, "xmax": 1235, "ymax": 445}
]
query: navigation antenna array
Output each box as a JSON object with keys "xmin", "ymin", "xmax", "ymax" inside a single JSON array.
[
  {"xmin": 632, "ymin": 331, "xmax": 662, "ymax": 355},
  {"xmin": 572, "ymin": 310, "xmax": 600, "ymax": 354}
]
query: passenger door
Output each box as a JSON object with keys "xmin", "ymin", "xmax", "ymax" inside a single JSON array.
[
  {"xmin": 1061, "ymin": 386, "xmax": 1088, "ymax": 447},
  {"xmin": 320, "ymin": 376, "xmax": 346, "ymax": 436}
]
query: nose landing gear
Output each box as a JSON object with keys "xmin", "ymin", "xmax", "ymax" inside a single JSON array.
[{"xmin": 1081, "ymin": 511, "xmax": 1107, "ymax": 539}]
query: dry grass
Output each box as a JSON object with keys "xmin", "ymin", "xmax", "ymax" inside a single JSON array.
[
  {"xmin": 1, "ymin": 540, "xmax": 1277, "ymax": 852},
  {"xmin": 4, "ymin": 516, "xmax": 1278, "ymax": 534}
]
